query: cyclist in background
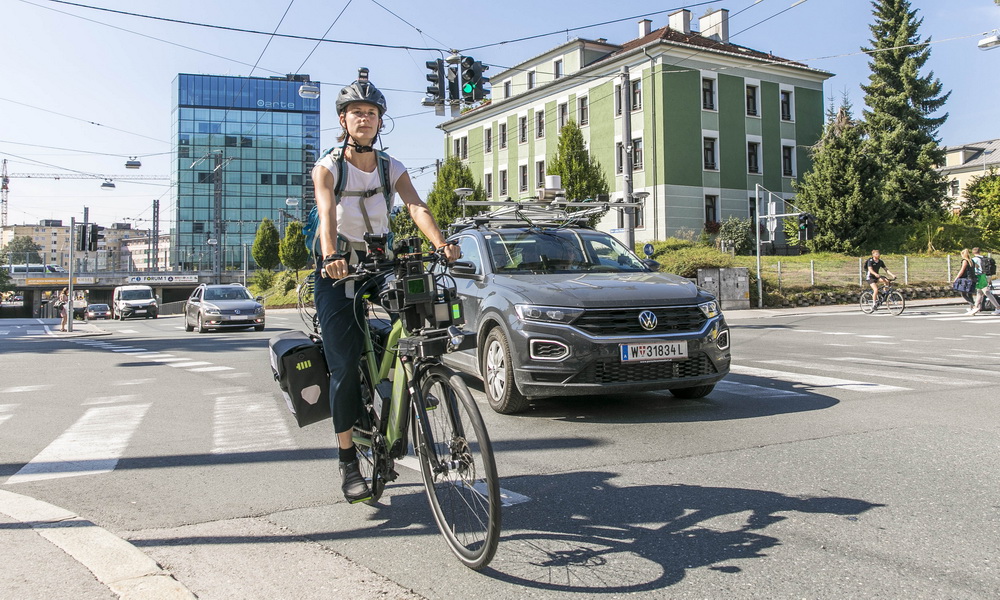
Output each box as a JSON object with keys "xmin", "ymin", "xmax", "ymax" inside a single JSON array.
[
  {"xmin": 864, "ymin": 249, "xmax": 896, "ymax": 308},
  {"xmin": 311, "ymin": 69, "xmax": 459, "ymax": 504}
]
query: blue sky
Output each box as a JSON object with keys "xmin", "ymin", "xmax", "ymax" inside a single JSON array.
[{"xmin": 2, "ymin": 0, "xmax": 998, "ymax": 229}]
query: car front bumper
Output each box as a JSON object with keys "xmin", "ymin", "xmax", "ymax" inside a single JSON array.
[{"xmin": 508, "ymin": 316, "xmax": 731, "ymax": 398}]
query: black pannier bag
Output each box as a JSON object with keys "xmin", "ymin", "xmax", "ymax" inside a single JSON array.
[{"xmin": 268, "ymin": 330, "xmax": 331, "ymax": 427}]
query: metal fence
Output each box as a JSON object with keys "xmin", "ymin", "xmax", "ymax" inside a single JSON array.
[{"xmin": 753, "ymin": 254, "xmax": 975, "ymax": 291}]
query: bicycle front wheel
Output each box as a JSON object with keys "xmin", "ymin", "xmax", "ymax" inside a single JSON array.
[
  {"xmin": 354, "ymin": 361, "xmax": 388, "ymax": 504},
  {"xmin": 412, "ymin": 365, "xmax": 501, "ymax": 570},
  {"xmin": 886, "ymin": 291, "xmax": 905, "ymax": 316},
  {"xmin": 859, "ymin": 291, "xmax": 875, "ymax": 314}
]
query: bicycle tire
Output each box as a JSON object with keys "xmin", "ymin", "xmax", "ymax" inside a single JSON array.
[
  {"xmin": 859, "ymin": 291, "xmax": 875, "ymax": 314},
  {"xmin": 354, "ymin": 360, "xmax": 388, "ymax": 504},
  {"xmin": 886, "ymin": 290, "xmax": 905, "ymax": 316},
  {"xmin": 412, "ymin": 365, "xmax": 501, "ymax": 570}
]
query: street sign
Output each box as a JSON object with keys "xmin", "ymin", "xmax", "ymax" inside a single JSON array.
[
  {"xmin": 643, "ymin": 243, "xmax": 654, "ymax": 257},
  {"xmin": 127, "ymin": 275, "xmax": 199, "ymax": 283},
  {"xmin": 767, "ymin": 216, "xmax": 777, "ymax": 236},
  {"xmin": 609, "ymin": 228, "xmax": 626, "ymax": 233}
]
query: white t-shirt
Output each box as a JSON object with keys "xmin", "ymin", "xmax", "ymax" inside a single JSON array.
[{"xmin": 315, "ymin": 152, "xmax": 406, "ymax": 243}]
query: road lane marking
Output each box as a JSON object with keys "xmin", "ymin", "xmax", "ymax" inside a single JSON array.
[
  {"xmin": 756, "ymin": 359, "xmax": 960, "ymax": 387},
  {"xmin": 82, "ymin": 395, "xmax": 138, "ymax": 406},
  {"xmin": 167, "ymin": 361, "xmax": 212, "ymax": 368},
  {"xmin": 151, "ymin": 357, "xmax": 189, "ymax": 362},
  {"xmin": 857, "ymin": 334, "xmax": 893, "ymax": 339},
  {"xmin": 394, "ymin": 455, "xmax": 530, "ymax": 506},
  {"xmin": 211, "ymin": 394, "xmax": 294, "ymax": 455},
  {"xmin": 729, "ymin": 365, "xmax": 907, "ymax": 393},
  {"xmin": 828, "ymin": 356, "xmax": 1000, "ymax": 378},
  {"xmin": 188, "ymin": 366, "xmax": 234, "ymax": 372},
  {"xmin": 715, "ymin": 380, "xmax": 806, "ymax": 398},
  {"xmin": 1, "ymin": 385, "xmax": 51, "ymax": 393},
  {"xmin": 112, "ymin": 348, "xmax": 149, "ymax": 353},
  {"xmin": 114, "ymin": 378, "xmax": 156, "ymax": 386},
  {"xmin": 6, "ymin": 404, "xmax": 151, "ymax": 484},
  {"xmin": 0, "ymin": 404, "xmax": 17, "ymax": 427}
]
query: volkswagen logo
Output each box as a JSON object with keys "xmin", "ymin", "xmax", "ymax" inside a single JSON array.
[
  {"xmin": 234, "ymin": 309, "xmax": 241, "ymax": 315},
  {"xmin": 638, "ymin": 310, "xmax": 657, "ymax": 331}
]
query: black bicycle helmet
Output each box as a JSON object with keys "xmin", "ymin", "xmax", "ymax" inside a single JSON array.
[{"xmin": 336, "ymin": 67, "xmax": 387, "ymax": 116}]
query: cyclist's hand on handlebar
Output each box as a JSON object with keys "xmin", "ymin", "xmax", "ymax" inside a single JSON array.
[
  {"xmin": 322, "ymin": 257, "xmax": 349, "ymax": 279},
  {"xmin": 437, "ymin": 243, "xmax": 461, "ymax": 263}
]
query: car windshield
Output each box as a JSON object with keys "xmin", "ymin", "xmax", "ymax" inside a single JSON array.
[
  {"xmin": 204, "ymin": 287, "xmax": 253, "ymax": 301},
  {"xmin": 89, "ymin": 304, "xmax": 109, "ymax": 310},
  {"xmin": 486, "ymin": 228, "xmax": 647, "ymax": 274},
  {"xmin": 121, "ymin": 289, "xmax": 153, "ymax": 300}
]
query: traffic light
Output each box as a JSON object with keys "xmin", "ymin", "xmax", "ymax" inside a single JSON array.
[
  {"xmin": 423, "ymin": 58, "xmax": 445, "ymax": 104},
  {"xmin": 88, "ymin": 225, "xmax": 105, "ymax": 252},
  {"xmin": 459, "ymin": 56, "xmax": 475, "ymax": 102},
  {"xmin": 470, "ymin": 61, "xmax": 489, "ymax": 101},
  {"xmin": 446, "ymin": 65, "xmax": 459, "ymax": 102},
  {"xmin": 805, "ymin": 213, "xmax": 815, "ymax": 239},
  {"xmin": 76, "ymin": 224, "xmax": 88, "ymax": 252}
]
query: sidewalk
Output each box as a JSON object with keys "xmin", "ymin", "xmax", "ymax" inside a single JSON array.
[
  {"xmin": 47, "ymin": 320, "xmax": 113, "ymax": 337},
  {"xmin": 724, "ymin": 296, "xmax": 969, "ymax": 319}
]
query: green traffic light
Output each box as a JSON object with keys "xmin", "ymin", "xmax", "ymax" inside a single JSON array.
[{"xmin": 463, "ymin": 83, "xmax": 474, "ymax": 93}]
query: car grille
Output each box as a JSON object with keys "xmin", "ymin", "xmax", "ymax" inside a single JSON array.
[
  {"xmin": 571, "ymin": 354, "xmax": 717, "ymax": 384},
  {"xmin": 220, "ymin": 308, "xmax": 255, "ymax": 315},
  {"xmin": 574, "ymin": 306, "xmax": 707, "ymax": 336}
]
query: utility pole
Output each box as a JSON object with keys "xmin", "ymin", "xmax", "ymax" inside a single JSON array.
[
  {"xmin": 152, "ymin": 198, "xmax": 159, "ymax": 272},
  {"xmin": 213, "ymin": 152, "xmax": 223, "ymax": 285},
  {"xmin": 67, "ymin": 217, "xmax": 75, "ymax": 333},
  {"xmin": 620, "ymin": 66, "xmax": 635, "ymax": 251}
]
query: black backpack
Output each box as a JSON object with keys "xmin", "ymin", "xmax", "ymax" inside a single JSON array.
[{"xmin": 979, "ymin": 255, "xmax": 997, "ymax": 276}]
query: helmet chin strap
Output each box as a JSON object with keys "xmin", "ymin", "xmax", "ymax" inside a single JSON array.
[{"xmin": 346, "ymin": 131, "xmax": 381, "ymax": 154}]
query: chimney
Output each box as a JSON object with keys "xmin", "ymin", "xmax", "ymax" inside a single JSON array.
[
  {"xmin": 699, "ymin": 8, "xmax": 730, "ymax": 43},
  {"xmin": 668, "ymin": 9, "xmax": 692, "ymax": 34},
  {"xmin": 638, "ymin": 19, "xmax": 652, "ymax": 38}
]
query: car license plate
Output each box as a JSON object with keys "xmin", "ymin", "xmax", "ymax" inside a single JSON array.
[
  {"xmin": 135, "ymin": 309, "xmax": 146, "ymax": 314},
  {"xmin": 229, "ymin": 315, "xmax": 245, "ymax": 320},
  {"xmin": 620, "ymin": 341, "xmax": 688, "ymax": 362}
]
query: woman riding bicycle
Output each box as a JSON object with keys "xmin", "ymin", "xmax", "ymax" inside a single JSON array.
[
  {"xmin": 864, "ymin": 249, "xmax": 896, "ymax": 308},
  {"xmin": 312, "ymin": 68, "xmax": 460, "ymax": 503}
]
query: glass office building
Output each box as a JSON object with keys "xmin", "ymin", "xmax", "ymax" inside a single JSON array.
[{"xmin": 171, "ymin": 73, "xmax": 320, "ymax": 270}]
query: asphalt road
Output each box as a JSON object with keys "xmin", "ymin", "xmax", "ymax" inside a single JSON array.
[{"xmin": 2, "ymin": 302, "xmax": 999, "ymax": 599}]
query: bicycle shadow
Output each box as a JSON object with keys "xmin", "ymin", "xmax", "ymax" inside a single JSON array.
[{"xmin": 484, "ymin": 471, "xmax": 881, "ymax": 591}]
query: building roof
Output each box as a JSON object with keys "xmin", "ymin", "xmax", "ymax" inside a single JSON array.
[
  {"xmin": 941, "ymin": 138, "xmax": 1000, "ymax": 170},
  {"xmin": 617, "ymin": 25, "xmax": 814, "ymax": 70}
]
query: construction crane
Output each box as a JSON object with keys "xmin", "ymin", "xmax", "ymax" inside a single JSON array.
[{"xmin": 1, "ymin": 158, "xmax": 169, "ymax": 226}]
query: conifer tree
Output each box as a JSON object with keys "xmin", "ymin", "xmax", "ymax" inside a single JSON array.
[
  {"xmin": 252, "ymin": 218, "xmax": 280, "ymax": 271},
  {"xmin": 861, "ymin": 0, "xmax": 950, "ymax": 222},
  {"xmin": 794, "ymin": 101, "xmax": 886, "ymax": 254},
  {"xmin": 426, "ymin": 156, "xmax": 484, "ymax": 235},
  {"xmin": 549, "ymin": 120, "xmax": 609, "ymax": 204},
  {"xmin": 278, "ymin": 220, "xmax": 309, "ymax": 275}
]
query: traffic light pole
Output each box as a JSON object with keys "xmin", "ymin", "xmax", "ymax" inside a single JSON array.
[
  {"xmin": 67, "ymin": 217, "xmax": 75, "ymax": 332},
  {"xmin": 621, "ymin": 66, "xmax": 636, "ymax": 251}
]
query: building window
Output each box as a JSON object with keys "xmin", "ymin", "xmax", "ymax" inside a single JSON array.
[
  {"xmin": 704, "ymin": 138, "xmax": 717, "ymax": 170},
  {"xmin": 749, "ymin": 196, "xmax": 757, "ymax": 220},
  {"xmin": 553, "ymin": 60, "xmax": 563, "ymax": 79},
  {"xmin": 702, "ymin": 78, "xmax": 716, "ymax": 110},
  {"xmin": 504, "ymin": 81, "xmax": 512, "ymax": 98},
  {"xmin": 461, "ymin": 137, "xmax": 468, "ymax": 160},
  {"xmin": 705, "ymin": 195, "xmax": 718, "ymax": 224},
  {"xmin": 536, "ymin": 111, "xmax": 545, "ymax": 138},
  {"xmin": 454, "ymin": 138, "xmax": 461, "ymax": 158},
  {"xmin": 632, "ymin": 138, "xmax": 643, "ymax": 171},
  {"xmin": 484, "ymin": 127, "xmax": 492, "ymax": 153},
  {"xmin": 635, "ymin": 205, "xmax": 644, "ymax": 229},
  {"xmin": 578, "ymin": 96, "xmax": 589, "ymax": 125},
  {"xmin": 536, "ymin": 160, "xmax": 545, "ymax": 189},
  {"xmin": 558, "ymin": 103, "xmax": 568, "ymax": 130},
  {"xmin": 198, "ymin": 172, "xmax": 213, "ymax": 184},
  {"xmin": 527, "ymin": 71, "xmax": 535, "ymax": 90},
  {"xmin": 782, "ymin": 145, "xmax": 795, "ymax": 176},
  {"xmin": 485, "ymin": 173, "xmax": 493, "ymax": 198},
  {"xmin": 614, "ymin": 84, "xmax": 622, "ymax": 116},
  {"xmin": 780, "ymin": 90, "xmax": 793, "ymax": 121},
  {"xmin": 746, "ymin": 85, "xmax": 758, "ymax": 116},
  {"xmin": 630, "ymin": 79, "xmax": 642, "ymax": 111},
  {"xmin": 193, "ymin": 222, "xmax": 205, "ymax": 234},
  {"xmin": 748, "ymin": 142, "xmax": 760, "ymax": 173},
  {"xmin": 518, "ymin": 117, "xmax": 527, "ymax": 143},
  {"xmin": 519, "ymin": 164, "xmax": 529, "ymax": 192},
  {"xmin": 950, "ymin": 179, "xmax": 960, "ymax": 196},
  {"xmin": 499, "ymin": 169, "xmax": 508, "ymax": 196},
  {"xmin": 499, "ymin": 122, "xmax": 508, "ymax": 149}
]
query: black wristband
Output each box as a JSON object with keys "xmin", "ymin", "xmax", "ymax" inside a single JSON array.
[{"xmin": 322, "ymin": 253, "xmax": 345, "ymax": 266}]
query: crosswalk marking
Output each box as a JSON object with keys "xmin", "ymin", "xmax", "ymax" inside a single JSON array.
[
  {"xmin": 755, "ymin": 359, "xmax": 961, "ymax": 387},
  {"xmin": 715, "ymin": 380, "xmax": 806, "ymax": 398},
  {"xmin": 189, "ymin": 366, "xmax": 234, "ymax": 372},
  {"xmin": 211, "ymin": 394, "xmax": 294, "ymax": 455},
  {"xmin": 151, "ymin": 357, "xmax": 188, "ymax": 363},
  {"xmin": 1, "ymin": 385, "xmax": 51, "ymax": 394},
  {"xmin": 82, "ymin": 395, "xmax": 138, "ymax": 406},
  {"xmin": 6, "ymin": 404, "xmax": 151, "ymax": 484},
  {"xmin": 111, "ymin": 348, "xmax": 149, "ymax": 353},
  {"xmin": 827, "ymin": 356, "xmax": 1000, "ymax": 377},
  {"xmin": 730, "ymin": 365, "xmax": 907, "ymax": 393},
  {"xmin": 0, "ymin": 404, "xmax": 17, "ymax": 427},
  {"xmin": 167, "ymin": 361, "xmax": 212, "ymax": 368}
]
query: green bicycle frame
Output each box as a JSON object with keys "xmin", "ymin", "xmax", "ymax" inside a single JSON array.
[{"xmin": 358, "ymin": 290, "xmax": 413, "ymax": 455}]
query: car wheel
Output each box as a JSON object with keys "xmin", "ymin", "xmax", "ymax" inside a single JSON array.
[
  {"xmin": 669, "ymin": 384, "xmax": 715, "ymax": 400},
  {"xmin": 481, "ymin": 328, "xmax": 529, "ymax": 414},
  {"xmin": 184, "ymin": 315, "xmax": 194, "ymax": 332},
  {"xmin": 197, "ymin": 314, "xmax": 208, "ymax": 334}
]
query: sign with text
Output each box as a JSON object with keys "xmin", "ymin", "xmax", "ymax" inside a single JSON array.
[{"xmin": 126, "ymin": 275, "xmax": 199, "ymax": 284}]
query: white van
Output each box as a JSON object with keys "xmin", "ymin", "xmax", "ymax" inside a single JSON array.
[{"xmin": 112, "ymin": 285, "xmax": 159, "ymax": 320}]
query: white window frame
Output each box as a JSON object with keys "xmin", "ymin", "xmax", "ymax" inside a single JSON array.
[
  {"xmin": 503, "ymin": 80, "xmax": 512, "ymax": 99},
  {"xmin": 632, "ymin": 137, "xmax": 643, "ymax": 171},
  {"xmin": 536, "ymin": 160, "xmax": 545, "ymax": 189},
  {"xmin": 499, "ymin": 169, "xmax": 508, "ymax": 196},
  {"xmin": 781, "ymin": 139, "xmax": 797, "ymax": 177},
  {"xmin": 747, "ymin": 134, "xmax": 763, "ymax": 174},
  {"xmin": 498, "ymin": 122, "xmax": 508, "ymax": 149},
  {"xmin": 578, "ymin": 96, "xmax": 589, "ymax": 126},
  {"xmin": 535, "ymin": 111, "xmax": 545, "ymax": 139},
  {"xmin": 519, "ymin": 164, "xmax": 529, "ymax": 192},
  {"xmin": 553, "ymin": 59, "xmax": 563, "ymax": 79},
  {"xmin": 527, "ymin": 71, "xmax": 536, "ymax": 90},
  {"xmin": 630, "ymin": 79, "xmax": 642, "ymax": 111},
  {"xmin": 484, "ymin": 172, "xmax": 493, "ymax": 198},
  {"xmin": 745, "ymin": 78, "xmax": 760, "ymax": 117},
  {"xmin": 484, "ymin": 127, "xmax": 492, "ymax": 153},
  {"xmin": 703, "ymin": 131, "xmax": 719, "ymax": 171},
  {"xmin": 518, "ymin": 116, "xmax": 528, "ymax": 144},
  {"xmin": 780, "ymin": 87, "xmax": 795, "ymax": 122},
  {"xmin": 558, "ymin": 102, "xmax": 568, "ymax": 130},
  {"xmin": 702, "ymin": 74, "xmax": 717, "ymax": 111}
]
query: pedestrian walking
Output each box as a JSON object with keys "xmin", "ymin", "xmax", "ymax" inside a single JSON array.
[
  {"xmin": 57, "ymin": 287, "xmax": 69, "ymax": 331},
  {"xmin": 971, "ymin": 247, "xmax": 1000, "ymax": 315}
]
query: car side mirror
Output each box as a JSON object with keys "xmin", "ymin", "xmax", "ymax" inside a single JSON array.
[
  {"xmin": 450, "ymin": 261, "xmax": 478, "ymax": 276},
  {"xmin": 255, "ymin": 296, "xmax": 264, "ymax": 303},
  {"xmin": 641, "ymin": 258, "xmax": 660, "ymax": 271}
]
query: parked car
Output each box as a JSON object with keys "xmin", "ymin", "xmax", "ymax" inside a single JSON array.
[
  {"xmin": 86, "ymin": 303, "xmax": 112, "ymax": 319},
  {"xmin": 441, "ymin": 211, "xmax": 731, "ymax": 414},
  {"xmin": 184, "ymin": 283, "xmax": 265, "ymax": 333}
]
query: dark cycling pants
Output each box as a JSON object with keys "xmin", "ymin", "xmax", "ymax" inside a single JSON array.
[{"xmin": 314, "ymin": 268, "xmax": 364, "ymax": 435}]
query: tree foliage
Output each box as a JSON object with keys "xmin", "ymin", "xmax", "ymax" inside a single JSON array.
[
  {"xmin": 1, "ymin": 235, "xmax": 44, "ymax": 264},
  {"xmin": 0, "ymin": 268, "xmax": 13, "ymax": 294},
  {"xmin": 861, "ymin": 0, "xmax": 949, "ymax": 222},
  {"xmin": 717, "ymin": 216, "xmax": 755, "ymax": 255},
  {"xmin": 252, "ymin": 218, "xmax": 280, "ymax": 271},
  {"xmin": 549, "ymin": 120, "xmax": 610, "ymax": 204},
  {"xmin": 391, "ymin": 206, "xmax": 419, "ymax": 242},
  {"xmin": 426, "ymin": 156, "xmax": 485, "ymax": 235},
  {"xmin": 794, "ymin": 103, "xmax": 887, "ymax": 254},
  {"xmin": 278, "ymin": 220, "xmax": 309, "ymax": 274},
  {"xmin": 961, "ymin": 169, "xmax": 1000, "ymax": 237}
]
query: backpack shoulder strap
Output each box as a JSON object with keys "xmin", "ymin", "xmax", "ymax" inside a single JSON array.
[{"xmin": 375, "ymin": 150, "xmax": 394, "ymax": 211}]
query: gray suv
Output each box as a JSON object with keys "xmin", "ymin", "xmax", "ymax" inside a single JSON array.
[
  {"xmin": 443, "ymin": 221, "xmax": 731, "ymax": 414},
  {"xmin": 184, "ymin": 283, "xmax": 265, "ymax": 333}
]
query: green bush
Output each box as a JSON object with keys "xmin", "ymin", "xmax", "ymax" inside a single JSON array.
[
  {"xmin": 652, "ymin": 245, "xmax": 735, "ymax": 279},
  {"xmin": 283, "ymin": 275, "xmax": 297, "ymax": 294},
  {"xmin": 250, "ymin": 270, "xmax": 275, "ymax": 290}
]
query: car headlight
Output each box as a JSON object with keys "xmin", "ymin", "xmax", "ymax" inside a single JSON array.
[
  {"xmin": 255, "ymin": 305, "xmax": 265, "ymax": 314},
  {"xmin": 698, "ymin": 301, "xmax": 720, "ymax": 319},
  {"xmin": 515, "ymin": 305, "xmax": 584, "ymax": 324},
  {"xmin": 205, "ymin": 307, "xmax": 221, "ymax": 315}
]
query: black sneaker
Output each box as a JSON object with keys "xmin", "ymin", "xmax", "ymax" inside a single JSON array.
[{"xmin": 339, "ymin": 460, "xmax": 372, "ymax": 504}]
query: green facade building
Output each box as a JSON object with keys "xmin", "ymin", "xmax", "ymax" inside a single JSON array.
[{"xmin": 440, "ymin": 9, "xmax": 832, "ymax": 243}]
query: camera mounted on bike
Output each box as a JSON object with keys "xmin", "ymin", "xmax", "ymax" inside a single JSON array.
[{"xmin": 363, "ymin": 232, "xmax": 389, "ymax": 261}]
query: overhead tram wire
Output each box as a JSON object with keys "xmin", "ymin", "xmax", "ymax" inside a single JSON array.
[{"xmin": 0, "ymin": 140, "xmax": 170, "ymax": 159}]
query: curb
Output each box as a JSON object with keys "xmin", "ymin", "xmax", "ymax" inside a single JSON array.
[{"xmin": 0, "ymin": 489, "xmax": 196, "ymax": 599}]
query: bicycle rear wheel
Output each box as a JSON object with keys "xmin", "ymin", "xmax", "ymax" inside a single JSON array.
[
  {"xmin": 354, "ymin": 360, "xmax": 388, "ymax": 504},
  {"xmin": 886, "ymin": 290, "xmax": 905, "ymax": 315},
  {"xmin": 412, "ymin": 365, "xmax": 501, "ymax": 570},
  {"xmin": 859, "ymin": 291, "xmax": 875, "ymax": 314}
]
